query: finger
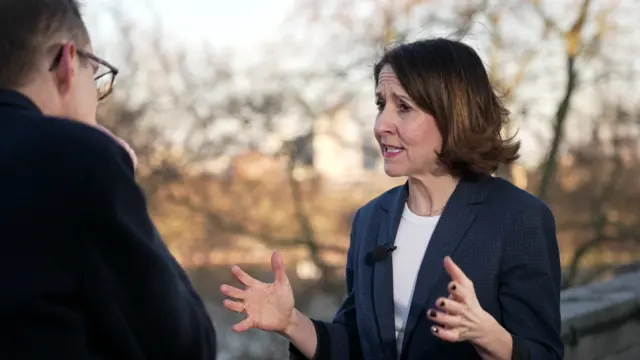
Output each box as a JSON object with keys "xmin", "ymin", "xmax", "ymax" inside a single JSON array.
[
  {"xmin": 447, "ymin": 292, "xmax": 462, "ymax": 304},
  {"xmin": 443, "ymin": 294, "xmax": 455, "ymax": 314},
  {"xmin": 231, "ymin": 265, "xmax": 258, "ymax": 287},
  {"xmin": 427, "ymin": 309, "xmax": 462, "ymax": 328},
  {"xmin": 448, "ymin": 281, "xmax": 460, "ymax": 297},
  {"xmin": 232, "ymin": 317, "xmax": 254, "ymax": 333},
  {"xmin": 223, "ymin": 299, "xmax": 245, "ymax": 314},
  {"xmin": 220, "ymin": 284, "xmax": 245, "ymax": 300},
  {"xmin": 444, "ymin": 256, "xmax": 469, "ymax": 284},
  {"xmin": 431, "ymin": 325, "xmax": 461, "ymax": 342},
  {"xmin": 438, "ymin": 296, "xmax": 454, "ymax": 328},
  {"xmin": 271, "ymin": 251, "xmax": 289, "ymax": 285},
  {"xmin": 448, "ymin": 280, "xmax": 470, "ymax": 302},
  {"xmin": 435, "ymin": 297, "xmax": 465, "ymax": 315}
]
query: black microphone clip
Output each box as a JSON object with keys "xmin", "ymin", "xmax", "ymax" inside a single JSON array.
[{"xmin": 371, "ymin": 242, "xmax": 397, "ymax": 262}]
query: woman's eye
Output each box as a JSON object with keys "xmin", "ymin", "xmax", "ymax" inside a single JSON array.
[
  {"xmin": 398, "ymin": 103, "xmax": 411, "ymax": 112},
  {"xmin": 375, "ymin": 100, "xmax": 385, "ymax": 111}
]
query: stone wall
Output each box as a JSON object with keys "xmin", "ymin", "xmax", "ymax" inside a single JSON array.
[{"xmin": 561, "ymin": 269, "xmax": 640, "ymax": 360}]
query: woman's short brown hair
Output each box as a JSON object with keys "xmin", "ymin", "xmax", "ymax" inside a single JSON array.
[{"xmin": 373, "ymin": 38, "xmax": 520, "ymax": 178}]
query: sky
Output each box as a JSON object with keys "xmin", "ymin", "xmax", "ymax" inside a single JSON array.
[{"xmin": 85, "ymin": 0, "xmax": 293, "ymax": 50}]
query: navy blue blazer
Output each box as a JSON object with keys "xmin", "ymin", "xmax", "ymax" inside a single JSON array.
[{"xmin": 291, "ymin": 175, "xmax": 563, "ymax": 360}]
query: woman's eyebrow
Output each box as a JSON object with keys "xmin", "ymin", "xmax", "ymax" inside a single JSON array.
[
  {"xmin": 374, "ymin": 91, "xmax": 413, "ymax": 104},
  {"xmin": 393, "ymin": 92, "xmax": 413, "ymax": 103}
]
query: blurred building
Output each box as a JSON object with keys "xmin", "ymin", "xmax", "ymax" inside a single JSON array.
[
  {"xmin": 228, "ymin": 108, "xmax": 382, "ymax": 183},
  {"xmin": 311, "ymin": 108, "xmax": 369, "ymax": 181}
]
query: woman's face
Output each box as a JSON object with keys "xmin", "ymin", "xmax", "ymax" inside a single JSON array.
[{"xmin": 374, "ymin": 64, "xmax": 443, "ymax": 178}]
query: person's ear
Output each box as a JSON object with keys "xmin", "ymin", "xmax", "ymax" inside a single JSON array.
[{"xmin": 53, "ymin": 43, "xmax": 78, "ymax": 94}]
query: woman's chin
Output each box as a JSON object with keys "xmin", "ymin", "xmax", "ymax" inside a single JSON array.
[{"xmin": 383, "ymin": 164, "xmax": 408, "ymax": 178}]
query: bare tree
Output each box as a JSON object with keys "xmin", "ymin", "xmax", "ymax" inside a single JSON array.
[
  {"xmin": 532, "ymin": 0, "xmax": 620, "ymax": 200},
  {"xmin": 558, "ymin": 103, "xmax": 640, "ymax": 287}
]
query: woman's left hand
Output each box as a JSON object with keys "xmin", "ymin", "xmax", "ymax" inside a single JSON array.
[{"xmin": 427, "ymin": 256, "xmax": 507, "ymax": 345}]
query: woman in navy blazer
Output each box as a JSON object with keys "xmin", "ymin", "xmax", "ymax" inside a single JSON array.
[{"xmin": 221, "ymin": 38, "xmax": 563, "ymax": 360}]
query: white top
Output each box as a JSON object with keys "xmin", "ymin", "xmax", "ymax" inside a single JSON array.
[{"xmin": 391, "ymin": 203, "xmax": 440, "ymax": 357}]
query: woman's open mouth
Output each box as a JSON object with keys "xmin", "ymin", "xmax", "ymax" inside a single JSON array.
[{"xmin": 382, "ymin": 145, "xmax": 404, "ymax": 158}]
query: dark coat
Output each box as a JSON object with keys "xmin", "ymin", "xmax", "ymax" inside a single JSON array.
[{"xmin": 0, "ymin": 90, "xmax": 217, "ymax": 359}]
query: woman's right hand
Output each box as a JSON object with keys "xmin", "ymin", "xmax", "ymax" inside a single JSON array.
[{"xmin": 220, "ymin": 251, "xmax": 295, "ymax": 333}]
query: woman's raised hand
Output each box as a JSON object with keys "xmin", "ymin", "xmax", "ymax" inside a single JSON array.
[
  {"xmin": 220, "ymin": 252, "xmax": 295, "ymax": 333},
  {"xmin": 427, "ymin": 256, "xmax": 504, "ymax": 343}
]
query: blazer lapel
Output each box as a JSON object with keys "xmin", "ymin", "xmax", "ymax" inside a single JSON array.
[
  {"xmin": 372, "ymin": 184, "xmax": 408, "ymax": 359},
  {"xmin": 400, "ymin": 176, "xmax": 488, "ymax": 351}
]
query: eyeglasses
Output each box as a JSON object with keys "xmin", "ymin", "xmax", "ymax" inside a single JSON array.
[{"xmin": 49, "ymin": 45, "xmax": 119, "ymax": 101}]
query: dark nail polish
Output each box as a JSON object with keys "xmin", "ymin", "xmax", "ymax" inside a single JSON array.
[
  {"xmin": 451, "ymin": 284, "xmax": 457, "ymax": 291},
  {"xmin": 429, "ymin": 310, "xmax": 437, "ymax": 317},
  {"xmin": 431, "ymin": 326, "xmax": 438, "ymax": 333},
  {"xmin": 439, "ymin": 300, "xmax": 445, "ymax": 307}
]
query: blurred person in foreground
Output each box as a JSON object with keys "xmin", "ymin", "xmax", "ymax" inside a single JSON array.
[
  {"xmin": 0, "ymin": 1, "xmax": 217, "ymax": 359},
  {"xmin": 221, "ymin": 38, "xmax": 563, "ymax": 360}
]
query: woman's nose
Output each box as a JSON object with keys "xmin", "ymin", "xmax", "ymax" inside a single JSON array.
[{"xmin": 374, "ymin": 110, "xmax": 395, "ymax": 136}]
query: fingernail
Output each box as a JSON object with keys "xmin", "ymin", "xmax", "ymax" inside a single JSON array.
[
  {"xmin": 451, "ymin": 284, "xmax": 457, "ymax": 291},
  {"xmin": 439, "ymin": 300, "xmax": 445, "ymax": 307},
  {"xmin": 428, "ymin": 310, "xmax": 437, "ymax": 318},
  {"xmin": 431, "ymin": 326, "xmax": 438, "ymax": 333}
]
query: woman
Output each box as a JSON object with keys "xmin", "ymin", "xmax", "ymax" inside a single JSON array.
[{"xmin": 220, "ymin": 38, "xmax": 563, "ymax": 360}]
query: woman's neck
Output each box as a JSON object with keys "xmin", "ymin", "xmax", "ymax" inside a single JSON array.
[{"xmin": 406, "ymin": 174, "xmax": 460, "ymax": 216}]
